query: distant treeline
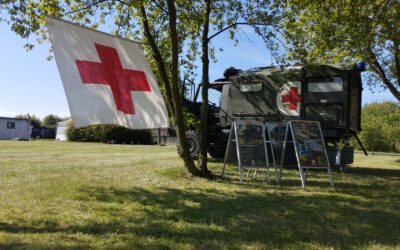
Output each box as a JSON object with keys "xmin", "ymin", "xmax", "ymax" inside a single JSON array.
[{"xmin": 351, "ymin": 101, "xmax": 400, "ymax": 153}]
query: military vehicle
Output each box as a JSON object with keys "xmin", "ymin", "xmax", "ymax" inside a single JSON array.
[{"xmin": 182, "ymin": 63, "xmax": 367, "ymax": 166}]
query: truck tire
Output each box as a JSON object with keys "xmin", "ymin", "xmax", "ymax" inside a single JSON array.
[{"xmin": 177, "ymin": 130, "xmax": 200, "ymax": 159}]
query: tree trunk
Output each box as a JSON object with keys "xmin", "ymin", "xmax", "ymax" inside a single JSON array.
[
  {"xmin": 139, "ymin": 6, "xmax": 175, "ymax": 117},
  {"xmin": 166, "ymin": 0, "xmax": 200, "ymax": 175},
  {"xmin": 198, "ymin": 0, "xmax": 212, "ymax": 175}
]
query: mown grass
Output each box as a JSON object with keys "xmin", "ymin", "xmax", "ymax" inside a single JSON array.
[{"xmin": 0, "ymin": 141, "xmax": 399, "ymax": 249}]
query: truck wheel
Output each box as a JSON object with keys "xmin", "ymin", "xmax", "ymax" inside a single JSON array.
[{"xmin": 177, "ymin": 130, "xmax": 200, "ymax": 159}]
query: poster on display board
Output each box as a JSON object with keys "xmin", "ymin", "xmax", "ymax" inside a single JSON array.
[
  {"xmin": 265, "ymin": 122, "xmax": 287, "ymax": 168},
  {"xmin": 222, "ymin": 119, "xmax": 272, "ymax": 183},
  {"xmin": 278, "ymin": 120, "xmax": 334, "ymax": 188}
]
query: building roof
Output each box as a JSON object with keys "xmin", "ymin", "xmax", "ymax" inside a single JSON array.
[
  {"xmin": 0, "ymin": 116, "xmax": 29, "ymax": 121},
  {"xmin": 57, "ymin": 119, "xmax": 72, "ymax": 126}
]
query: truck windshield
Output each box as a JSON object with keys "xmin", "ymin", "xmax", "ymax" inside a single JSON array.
[
  {"xmin": 240, "ymin": 79, "xmax": 263, "ymax": 92},
  {"xmin": 308, "ymin": 76, "xmax": 344, "ymax": 92}
]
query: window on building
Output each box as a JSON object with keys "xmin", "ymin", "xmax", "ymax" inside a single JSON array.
[{"xmin": 7, "ymin": 121, "xmax": 15, "ymax": 129}]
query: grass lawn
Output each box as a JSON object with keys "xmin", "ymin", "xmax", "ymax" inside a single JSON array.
[{"xmin": 0, "ymin": 141, "xmax": 399, "ymax": 249}]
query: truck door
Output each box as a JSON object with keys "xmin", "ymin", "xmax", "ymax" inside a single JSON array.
[{"xmin": 302, "ymin": 66, "xmax": 349, "ymax": 128}]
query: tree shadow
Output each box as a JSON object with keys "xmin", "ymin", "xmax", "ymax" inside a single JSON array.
[
  {"xmin": 1, "ymin": 181, "xmax": 399, "ymax": 249},
  {"xmin": 215, "ymin": 167, "xmax": 338, "ymax": 189},
  {"xmin": 346, "ymin": 167, "xmax": 400, "ymax": 178}
]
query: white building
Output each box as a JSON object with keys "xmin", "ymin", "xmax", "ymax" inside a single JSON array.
[
  {"xmin": 0, "ymin": 117, "xmax": 30, "ymax": 140},
  {"xmin": 55, "ymin": 120, "xmax": 70, "ymax": 141}
]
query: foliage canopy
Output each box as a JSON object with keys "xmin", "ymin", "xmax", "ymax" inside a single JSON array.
[
  {"xmin": 1, "ymin": 0, "xmax": 280, "ymax": 176},
  {"xmin": 353, "ymin": 101, "xmax": 400, "ymax": 152},
  {"xmin": 281, "ymin": 0, "xmax": 400, "ymax": 101}
]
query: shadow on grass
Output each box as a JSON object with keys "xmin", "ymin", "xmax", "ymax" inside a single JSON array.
[
  {"xmin": 346, "ymin": 167, "xmax": 400, "ymax": 177},
  {"xmin": 1, "ymin": 178, "xmax": 399, "ymax": 249},
  {"xmin": 214, "ymin": 167, "xmax": 336, "ymax": 189},
  {"xmin": 217, "ymin": 166, "xmax": 400, "ymax": 188}
]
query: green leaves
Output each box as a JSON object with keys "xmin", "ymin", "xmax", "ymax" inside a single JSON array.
[
  {"xmin": 357, "ymin": 101, "xmax": 400, "ymax": 152},
  {"xmin": 282, "ymin": 0, "xmax": 400, "ymax": 100},
  {"xmin": 1, "ymin": 0, "xmax": 282, "ymax": 84}
]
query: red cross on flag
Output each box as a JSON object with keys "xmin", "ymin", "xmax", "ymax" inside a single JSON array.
[
  {"xmin": 45, "ymin": 16, "xmax": 169, "ymax": 129},
  {"xmin": 276, "ymin": 81, "xmax": 302, "ymax": 116}
]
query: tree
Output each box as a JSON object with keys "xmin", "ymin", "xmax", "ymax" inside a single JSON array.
[
  {"xmin": 357, "ymin": 101, "xmax": 400, "ymax": 152},
  {"xmin": 0, "ymin": 0, "xmax": 201, "ymax": 175},
  {"xmin": 42, "ymin": 114, "xmax": 62, "ymax": 128},
  {"xmin": 194, "ymin": 0, "xmax": 280, "ymax": 174},
  {"xmin": 1, "ymin": 0, "xmax": 279, "ymax": 176},
  {"xmin": 281, "ymin": 0, "xmax": 400, "ymax": 101}
]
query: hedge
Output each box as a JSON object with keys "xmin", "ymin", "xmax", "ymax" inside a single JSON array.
[{"xmin": 66, "ymin": 122, "xmax": 153, "ymax": 144}]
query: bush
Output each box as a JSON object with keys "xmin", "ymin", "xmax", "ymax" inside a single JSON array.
[
  {"xmin": 66, "ymin": 122, "xmax": 153, "ymax": 144},
  {"xmin": 354, "ymin": 101, "xmax": 400, "ymax": 152}
]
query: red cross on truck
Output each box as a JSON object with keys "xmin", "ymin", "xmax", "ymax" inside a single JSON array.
[{"xmin": 282, "ymin": 87, "xmax": 301, "ymax": 110}]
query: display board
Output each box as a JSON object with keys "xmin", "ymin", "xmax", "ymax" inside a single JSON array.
[
  {"xmin": 265, "ymin": 122, "xmax": 287, "ymax": 167},
  {"xmin": 291, "ymin": 120, "xmax": 328, "ymax": 168},
  {"xmin": 236, "ymin": 120, "xmax": 266, "ymax": 168},
  {"xmin": 222, "ymin": 120, "xmax": 271, "ymax": 183},
  {"xmin": 278, "ymin": 120, "xmax": 334, "ymax": 187}
]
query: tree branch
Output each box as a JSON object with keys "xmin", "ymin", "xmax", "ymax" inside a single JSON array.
[
  {"xmin": 151, "ymin": 0, "xmax": 169, "ymax": 15},
  {"xmin": 63, "ymin": 0, "xmax": 110, "ymax": 16},
  {"xmin": 373, "ymin": 0, "xmax": 390, "ymax": 18},
  {"xmin": 257, "ymin": 27, "xmax": 287, "ymax": 50},
  {"xmin": 369, "ymin": 51, "xmax": 400, "ymax": 100},
  {"xmin": 393, "ymin": 41, "xmax": 400, "ymax": 88},
  {"xmin": 115, "ymin": 7, "xmax": 129, "ymax": 35},
  {"xmin": 208, "ymin": 22, "xmax": 271, "ymax": 41}
]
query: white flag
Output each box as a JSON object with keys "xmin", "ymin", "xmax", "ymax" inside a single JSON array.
[{"xmin": 45, "ymin": 16, "xmax": 169, "ymax": 129}]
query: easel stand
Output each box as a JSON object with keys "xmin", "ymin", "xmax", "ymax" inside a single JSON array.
[
  {"xmin": 265, "ymin": 122, "xmax": 287, "ymax": 183},
  {"xmin": 277, "ymin": 121, "xmax": 334, "ymax": 188},
  {"xmin": 246, "ymin": 122, "xmax": 280, "ymax": 180},
  {"xmin": 221, "ymin": 120, "xmax": 272, "ymax": 184}
]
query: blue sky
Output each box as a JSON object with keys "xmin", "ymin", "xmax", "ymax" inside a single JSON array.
[{"xmin": 0, "ymin": 22, "xmax": 397, "ymax": 119}]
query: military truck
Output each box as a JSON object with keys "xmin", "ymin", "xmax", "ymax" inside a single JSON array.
[{"xmin": 182, "ymin": 63, "xmax": 367, "ymax": 166}]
